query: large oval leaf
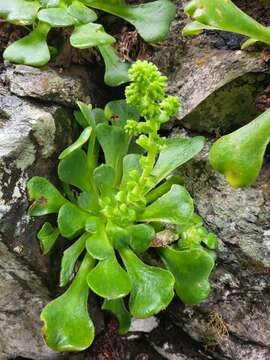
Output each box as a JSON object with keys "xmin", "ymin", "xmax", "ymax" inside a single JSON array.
[
  {"xmin": 3, "ymin": 22, "xmax": 50, "ymax": 66},
  {"xmin": 70, "ymin": 23, "xmax": 115, "ymax": 48},
  {"xmin": 139, "ymin": 184, "xmax": 194, "ymax": 225},
  {"xmin": 88, "ymin": 0, "xmax": 176, "ymax": 43},
  {"xmin": 120, "ymin": 248, "xmax": 174, "ymax": 318},
  {"xmin": 68, "ymin": 1, "xmax": 97, "ymax": 24},
  {"xmin": 41, "ymin": 254, "xmax": 95, "ymax": 351},
  {"xmin": 0, "ymin": 0, "xmax": 40, "ymax": 25},
  {"xmin": 27, "ymin": 176, "xmax": 67, "ymax": 216},
  {"xmin": 96, "ymin": 123, "xmax": 130, "ymax": 183},
  {"xmin": 58, "ymin": 149, "xmax": 93, "ymax": 193},
  {"xmin": 87, "ymin": 255, "xmax": 131, "ymax": 299},
  {"xmin": 151, "ymin": 136, "xmax": 205, "ymax": 188},
  {"xmin": 38, "ymin": 7, "xmax": 76, "ymax": 27},
  {"xmin": 98, "ymin": 44, "xmax": 130, "ymax": 87},
  {"xmin": 86, "ymin": 222, "xmax": 113, "ymax": 260},
  {"xmin": 127, "ymin": 224, "xmax": 155, "ymax": 253},
  {"xmin": 58, "ymin": 203, "xmax": 89, "ymax": 238},
  {"xmin": 159, "ymin": 246, "xmax": 215, "ymax": 305}
]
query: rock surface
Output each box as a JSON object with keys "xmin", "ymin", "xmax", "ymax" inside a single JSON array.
[
  {"xmin": 4, "ymin": 64, "xmax": 94, "ymax": 107},
  {"xmin": 151, "ymin": 0, "xmax": 270, "ymax": 134},
  {"xmin": 0, "ymin": 241, "xmax": 61, "ymax": 360}
]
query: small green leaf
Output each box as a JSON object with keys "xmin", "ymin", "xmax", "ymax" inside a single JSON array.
[
  {"xmin": 3, "ymin": 22, "xmax": 51, "ymax": 66},
  {"xmin": 102, "ymin": 298, "xmax": 131, "ymax": 334},
  {"xmin": 159, "ymin": 246, "xmax": 215, "ymax": 305},
  {"xmin": 38, "ymin": 7, "xmax": 76, "ymax": 27},
  {"xmin": 120, "ymin": 247, "xmax": 175, "ymax": 318},
  {"xmin": 88, "ymin": 0, "xmax": 176, "ymax": 43},
  {"xmin": 93, "ymin": 164, "xmax": 116, "ymax": 196},
  {"xmin": 59, "ymin": 127, "xmax": 92, "ymax": 159},
  {"xmin": 96, "ymin": 123, "xmax": 130, "ymax": 183},
  {"xmin": 77, "ymin": 102, "xmax": 107, "ymax": 129},
  {"xmin": 27, "ymin": 176, "xmax": 67, "ymax": 216},
  {"xmin": 98, "ymin": 44, "xmax": 130, "ymax": 87},
  {"xmin": 182, "ymin": 20, "xmax": 217, "ymax": 36},
  {"xmin": 41, "ymin": 254, "xmax": 95, "ymax": 351},
  {"xmin": 85, "ymin": 224, "xmax": 114, "ymax": 260},
  {"xmin": 58, "ymin": 149, "xmax": 93, "ymax": 193},
  {"xmin": 104, "ymin": 100, "xmax": 140, "ymax": 128},
  {"xmin": 139, "ymin": 185, "xmax": 194, "ymax": 225},
  {"xmin": 70, "ymin": 23, "xmax": 115, "ymax": 49},
  {"xmin": 38, "ymin": 222, "xmax": 59, "ymax": 255},
  {"xmin": 152, "ymin": 137, "xmax": 204, "ymax": 188},
  {"xmin": 0, "ymin": 0, "xmax": 40, "ymax": 25},
  {"xmin": 58, "ymin": 203, "xmax": 89, "ymax": 238},
  {"xmin": 146, "ymin": 176, "xmax": 183, "ymax": 203},
  {"xmin": 77, "ymin": 192, "xmax": 100, "ymax": 213},
  {"xmin": 68, "ymin": 1, "xmax": 97, "ymax": 24},
  {"xmin": 107, "ymin": 223, "xmax": 131, "ymax": 250},
  {"xmin": 60, "ymin": 233, "xmax": 87, "ymax": 287},
  {"xmin": 127, "ymin": 224, "xmax": 155, "ymax": 253},
  {"xmin": 121, "ymin": 154, "xmax": 143, "ymax": 187},
  {"xmin": 87, "ymin": 254, "xmax": 131, "ymax": 299}
]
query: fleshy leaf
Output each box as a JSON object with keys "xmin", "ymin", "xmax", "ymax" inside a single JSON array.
[
  {"xmin": 96, "ymin": 123, "xmax": 130, "ymax": 183},
  {"xmin": 27, "ymin": 176, "xmax": 67, "ymax": 216},
  {"xmin": 58, "ymin": 203, "xmax": 89, "ymax": 238},
  {"xmin": 87, "ymin": 254, "xmax": 131, "ymax": 299},
  {"xmin": 93, "ymin": 164, "xmax": 116, "ymax": 196},
  {"xmin": 159, "ymin": 246, "xmax": 215, "ymax": 305},
  {"xmin": 98, "ymin": 44, "xmax": 130, "ymax": 87},
  {"xmin": 0, "ymin": 0, "xmax": 40, "ymax": 25},
  {"xmin": 85, "ymin": 222, "xmax": 114, "ymax": 260},
  {"xmin": 139, "ymin": 184, "xmax": 194, "ymax": 225},
  {"xmin": 70, "ymin": 23, "xmax": 115, "ymax": 49},
  {"xmin": 151, "ymin": 137, "xmax": 204, "ymax": 187},
  {"xmin": 3, "ymin": 22, "xmax": 50, "ymax": 66},
  {"xmin": 38, "ymin": 7, "xmax": 76, "ymax": 27},
  {"xmin": 41, "ymin": 254, "xmax": 95, "ymax": 351},
  {"xmin": 121, "ymin": 154, "xmax": 143, "ymax": 187},
  {"xmin": 58, "ymin": 149, "xmax": 93, "ymax": 193},
  {"xmin": 120, "ymin": 247, "xmax": 174, "ymax": 318},
  {"xmin": 102, "ymin": 298, "xmax": 131, "ymax": 334},
  {"xmin": 38, "ymin": 222, "xmax": 59, "ymax": 255},
  {"xmin": 77, "ymin": 192, "xmax": 100, "ymax": 213},
  {"xmin": 146, "ymin": 176, "xmax": 183, "ymax": 203},
  {"xmin": 183, "ymin": 0, "xmax": 270, "ymax": 46},
  {"xmin": 182, "ymin": 20, "xmax": 217, "ymax": 36},
  {"xmin": 59, "ymin": 127, "xmax": 92, "ymax": 159},
  {"xmin": 209, "ymin": 108, "xmax": 270, "ymax": 188},
  {"xmin": 127, "ymin": 224, "xmax": 155, "ymax": 253},
  {"xmin": 88, "ymin": 0, "xmax": 176, "ymax": 43},
  {"xmin": 67, "ymin": 1, "xmax": 97, "ymax": 24},
  {"xmin": 107, "ymin": 223, "xmax": 131, "ymax": 250},
  {"xmin": 104, "ymin": 100, "xmax": 140, "ymax": 128},
  {"xmin": 60, "ymin": 233, "xmax": 87, "ymax": 287}
]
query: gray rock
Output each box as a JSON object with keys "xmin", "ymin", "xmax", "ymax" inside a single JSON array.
[
  {"xmin": 0, "ymin": 241, "xmax": 62, "ymax": 360},
  {"xmin": 0, "ymin": 83, "xmax": 73, "ymax": 273},
  {"xmin": 151, "ymin": 1, "xmax": 270, "ymax": 134},
  {"xmin": 4, "ymin": 64, "xmax": 95, "ymax": 107},
  {"xmin": 0, "ymin": 78, "xmax": 73, "ymax": 359}
]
